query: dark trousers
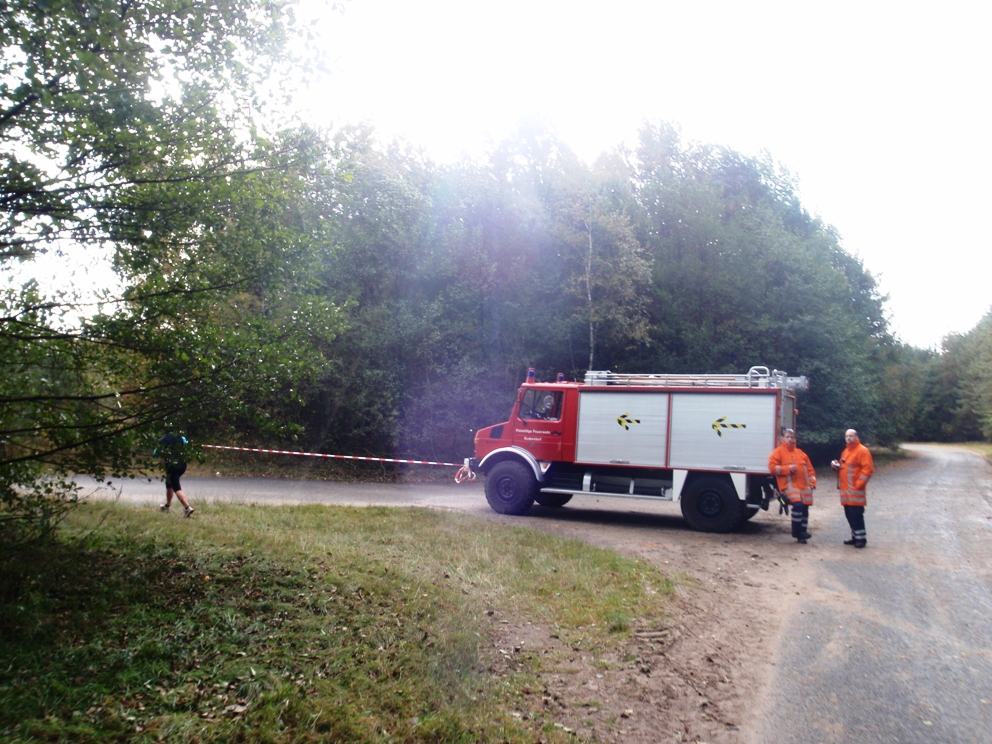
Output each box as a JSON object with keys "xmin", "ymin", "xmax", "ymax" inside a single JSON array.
[
  {"xmin": 791, "ymin": 501, "xmax": 809, "ymax": 537},
  {"xmin": 844, "ymin": 505, "xmax": 866, "ymax": 540}
]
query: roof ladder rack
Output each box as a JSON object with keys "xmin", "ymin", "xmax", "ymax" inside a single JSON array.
[{"xmin": 584, "ymin": 366, "xmax": 808, "ymax": 391}]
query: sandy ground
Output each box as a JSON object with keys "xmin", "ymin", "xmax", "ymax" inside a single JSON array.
[{"xmin": 485, "ymin": 500, "xmax": 810, "ymax": 743}]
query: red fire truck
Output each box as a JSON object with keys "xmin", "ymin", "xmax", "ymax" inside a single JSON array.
[{"xmin": 471, "ymin": 367, "xmax": 807, "ymax": 532}]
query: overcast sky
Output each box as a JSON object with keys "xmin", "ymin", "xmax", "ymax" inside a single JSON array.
[{"xmin": 299, "ymin": 0, "xmax": 991, "ymax": 349}]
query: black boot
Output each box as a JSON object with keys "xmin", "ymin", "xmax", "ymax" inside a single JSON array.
[{"xmin": 844, "ymin": 537, "xmax": 857, "ymax": 545}]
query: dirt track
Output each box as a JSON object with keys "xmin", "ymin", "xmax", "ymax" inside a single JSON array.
[
  {"xmin": 491, "ymin": 488, "xmax": 809, "ymax": 743},
  {"xmin": 79, "ymin": 444, "xmax": 992, "ymax": 742}
]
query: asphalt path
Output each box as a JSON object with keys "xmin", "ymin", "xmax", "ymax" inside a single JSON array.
[
  {"xmin": 74, "ymin": 472, "xmax": 494, "ymax": 512},
  {"xmin": 73, "ymin": 471, "xmax": 685, "ymax": 519},
  {"xmin": 751, "ymin": 444, "xmax": 992, "ymax": 743}
]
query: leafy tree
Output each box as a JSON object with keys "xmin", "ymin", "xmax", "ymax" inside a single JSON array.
[
  {"xmin": 915, "ymin": 312, "xmax": 992, "ymax": 442},
  {"xmin": 291, "ymin": 122, "xmax": 901, "ymax": 463},
  {"xmin": 911, "ymin": 334, "xmax": 982, "ymax": 442},
  {"xmin": 1, "ymin": 0, "xmax": 307, "ymax": 261},
  {"xmin": 0, "ymin": 0, "xmax": 343, "ymax": 541},
  {"xmin": 874, "ymin": 342, "xmax": 934, "ymax": 442},
  {"xmin": 295, "ymin": 130, "xmax": 437, "ymax": 457},
  {"xmin": 959, "ymin": 312, "xmax": 992, "ymax": 439},
  {"xmin": 551, "ymin": 166, "xmax": 651, "ymax": 370},
  {"xmin": 481, "ymin": 122, "xmax": 653, "ymax": 376},
  {"xmin": 628, "ymin": 123, "xmax": 891, "ymax": 449}
]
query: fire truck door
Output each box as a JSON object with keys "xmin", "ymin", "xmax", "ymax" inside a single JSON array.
[{"xmin": 513, "ymin": 389, "xmax": 564, "ymax": 461}]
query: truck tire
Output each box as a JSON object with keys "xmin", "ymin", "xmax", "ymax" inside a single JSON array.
[
  {"xmin": 485, "ymin": 461, "xmax": 537, "ymax": 515},
  {"xmin": 741, "ymin": 506, "xmax": 760, "ymax": 521},
  {"xmin": 535, "ymin": 493, "xmax": 572, "ymax": 508},
  {"xmin": 680, "ymin": 476, "xmax": 744, "ymax": 533}
]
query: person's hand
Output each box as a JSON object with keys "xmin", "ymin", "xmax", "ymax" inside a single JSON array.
[
  {"xmin": 831, "ymin": 459, "xmax": 841, "ymax": 471},
  {"xmin": 789, "ymin": 463, "xmax": 797, "ymax": 474}
]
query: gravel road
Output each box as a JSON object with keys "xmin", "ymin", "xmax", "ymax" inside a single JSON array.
[
  {"xmin": 75, "ymin": 472, "xmax": 493, "ymax": 511},
  {"xmin": 748, "ymin": 444, "xmax": 992, "ymax": 743},
  {"xmin": 78, "ymin": 444, "xmax": 992, "ymax": 742}
]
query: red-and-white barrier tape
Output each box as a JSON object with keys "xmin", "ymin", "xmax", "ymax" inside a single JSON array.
[{"xmin": 200, "ymin": 444, "xmax": 477, "ymax": 483}]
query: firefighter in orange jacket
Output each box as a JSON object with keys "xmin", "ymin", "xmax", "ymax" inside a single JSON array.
[
  {"xmin": 768, "ymin": 428, "xmax": 816, "ymax": 544},
  {"xmin": 831, "ymin": 428, "xmax": 874, "ymax": 548}
]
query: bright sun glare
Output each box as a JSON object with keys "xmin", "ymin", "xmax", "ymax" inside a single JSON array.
[
  {"xmin": 299, "ymin": 0, "xmax": 992, "ymax": 349},
  {"xmin": 19, "ymin": 0, "xmax": 992, "ymax": 349}
]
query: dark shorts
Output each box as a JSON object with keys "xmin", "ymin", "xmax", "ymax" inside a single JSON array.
[{"xmin": 166, "ymin": 462, "xmax": 187, "ymax": 491}]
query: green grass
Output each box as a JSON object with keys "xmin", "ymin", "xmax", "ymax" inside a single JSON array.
[
  {"xmin": 866, "ymin": 446, "xmax": 909, "ymax": 467},
  {"xmin": 0, "ymin": 503, "xmax": 674, "ymax": 743}
]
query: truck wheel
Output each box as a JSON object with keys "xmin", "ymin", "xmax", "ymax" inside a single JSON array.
[
  {"xmin": 680, "ymin": 476, "xmax": 744, "ymax": 533},
  {"xmin": 485, "ymin": 461, "xmax": 537, "ymax": 515},
  {"xmin": 741, "ymin": 506, "xmax": 760, "ymax": 521},
  {"xmin": 535, "ymin": 493, "xmax": 572, "ymax": 508}
]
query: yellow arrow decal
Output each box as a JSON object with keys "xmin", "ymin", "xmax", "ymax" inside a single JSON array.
[
  {"xmin": 712, "ymin": 416, "xmax": 746, "ymax": 437},
  {"xmin": 616, "ymin": 413, "xmax": 641, "ymax": 430}
]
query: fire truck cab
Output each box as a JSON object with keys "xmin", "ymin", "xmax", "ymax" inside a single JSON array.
[{"xmin": 472, "ymin": 367, "xmax": 807, "ymax": 533}]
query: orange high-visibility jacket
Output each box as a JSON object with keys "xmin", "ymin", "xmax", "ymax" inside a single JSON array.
[
  {"xmin": 768, "ymin": 443, "xmax": 816, "ymax": 505},
  {"xmin": 837, "ymin": 442, "xmax": 874, "ymax": 507}
]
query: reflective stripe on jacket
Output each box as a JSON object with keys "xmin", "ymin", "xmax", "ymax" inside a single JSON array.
[
  {"xmin": 837, "ymin": 442, "xmax": 874, "ymax": 507},
  {"xmin": 768, "ymin": 443, "xmax": 816, "ymax": 506}
]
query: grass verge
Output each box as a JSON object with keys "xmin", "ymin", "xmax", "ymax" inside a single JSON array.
[
  {"xmin": 0, "ymin": 503, "xmax": 673, "ymax": 743},
  {"xmin": 186, "ymin": 448, "xmax": 457, "ymax": 483},
  {"xmin": 867, "ymin": 445, "xmax": 909, "ymax": 467}
]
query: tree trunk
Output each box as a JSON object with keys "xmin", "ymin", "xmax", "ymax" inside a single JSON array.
[{"xmin": 585, "ymin": 220, "xmax": 595, "ymax": 370}]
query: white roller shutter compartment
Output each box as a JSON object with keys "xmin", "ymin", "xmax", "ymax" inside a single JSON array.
[
  {"xmin": 575, "ymin": 391, "xmax": 669, "ymax": 467},
  {"xmin": 668, "ymin": 392, "xmax": 776, "ymax": 471}
]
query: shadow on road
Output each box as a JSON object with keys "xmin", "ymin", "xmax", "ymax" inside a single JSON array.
[{"xmin": 525, "ymin": 503, "xmax": 782, "ymax": 538}]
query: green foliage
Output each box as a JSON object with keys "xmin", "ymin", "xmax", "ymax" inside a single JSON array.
[
  {"xmin": 4, "ymin": 0, "xmax": 910, "ymax": 496},
  {"xmin": 1, "ymin": 0, "xmax": 346, "ymax": 539},
  {"xmin": 0, "ymin": 502, "xmax": 673, "ymax": 742},
  {"xmin": 909, "ymin": 311, "xmax": 992, "ymax": 442},
  {"xmin": 954, "ymin": 313, "xmax": 992, "ymax": 440},
  {"xmin": 873, "ymin": 342, "xmax": 934, "ymax": 443},
  {"xmin": 627, "ymin": 126, "xmax": 890, "ymax": 446},
  {"xmin": 283, "ymin": 121, "xmax": 899, "ymax": 463},
  {"xmin": 1, "ymin": 0, "xmax": 299, "ymax": 263},
  {"xmin": 551, "ymin": 158, "xmax": 652, "ymax": 370}
]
